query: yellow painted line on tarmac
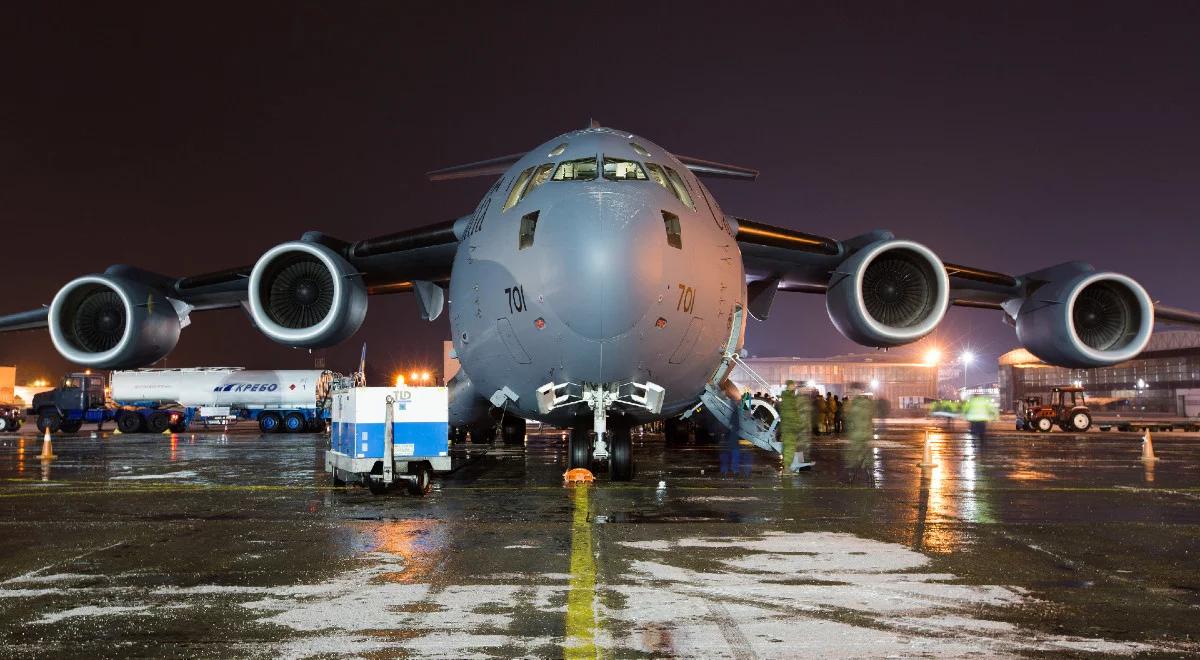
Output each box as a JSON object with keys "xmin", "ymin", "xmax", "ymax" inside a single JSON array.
[{"xmin": 564, "ymin": 484, "xmax": 599, "ymax": 659}]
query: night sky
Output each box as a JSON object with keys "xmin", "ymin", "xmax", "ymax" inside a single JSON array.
[{"xmin": 2, "ymin": 2, "xmax": 1199, "ymax": 385}]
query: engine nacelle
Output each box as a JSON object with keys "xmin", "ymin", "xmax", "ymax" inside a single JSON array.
[
  {"xmin": 247, "ymin": 241, "xmax": 367, "ymax": 348},
  {"xmin": 48, "ymin": 275, "xmax": 181, "ymax": 368},
  {"xmin": 825, "ymin": 239, "xmax": 950, "ymax": 347},
  {"xmin": 1015, "ymin": 272, "xmax": 1153, "ymax": 368}
]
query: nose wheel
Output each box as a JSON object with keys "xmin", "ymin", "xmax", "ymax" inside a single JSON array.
[
  {"xmin": 568, "ymin": 427, "xmax": 592, "ymax": 469},
  {"xmin": 608, "ymin": 425, "xmax": 633, "ymax": 481}
]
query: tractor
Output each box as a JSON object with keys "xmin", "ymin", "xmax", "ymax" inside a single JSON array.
[{"xmin": 1016, "ymin": 386, "xmax": 1091, "ymax": 432}]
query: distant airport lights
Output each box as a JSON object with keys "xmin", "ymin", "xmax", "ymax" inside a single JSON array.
[{"xmin": 923, "ymin": 348, "xmax": 943, "ymax": 366}]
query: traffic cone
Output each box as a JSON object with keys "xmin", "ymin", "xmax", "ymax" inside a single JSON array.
[
  {"xmin": 39, "ymin": 427, "xmax": 56, "ymax": 461},
  {"xmin": 917, "ymin": 430, "xmax": 937, "ymax": 468},
  {"xmin": 1141, "ymin": 430, "xmax": 1159, "ymax": 463}
]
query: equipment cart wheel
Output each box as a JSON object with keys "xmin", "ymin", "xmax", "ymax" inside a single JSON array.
[
  {"xmin": 59, "ymin": 420, "xmax": 83, "ymax": 433},
  {"xmin": 283, "ymin": 412, "xmax": 306, "ymax": 433},
  {"xmin": 36, "ymin": 413, "xmax": 62, "ymax": 434},
  {"xmin": 367, "ymin": 477, "xmax": 388, "ymax": 495},
  {"xmin": 568, "ymin": 427, "xmax": 592, "ymax": 469},
  {"xmin": 407, "ymin": 463, "xmax": 432, "ymax": 497},
  {"xmin": 117, "ymin": 411, "xmax": 143, "ymax": 434},
  {"xmin": 609, "ymin": 425, "xmax": 634, "ymax": 481},
  {"xmin": 259, "ymin": 412, "xmax": 282, "ymax": 434},
  {"xmin": 147, "ymin": 412, "xmax": 170, "ymax": 434}
]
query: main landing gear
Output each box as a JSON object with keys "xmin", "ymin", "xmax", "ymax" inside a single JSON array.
[{"xmin": 568, "ymin": 424, "xmax": 633, "ymax": 481}]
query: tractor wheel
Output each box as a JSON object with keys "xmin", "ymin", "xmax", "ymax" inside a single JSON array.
[
  {"xmin": 117, "ymin": 411, "xmax": 143, "ymax": 434},
  {"xmin": 1070, "ymin": 412, "xmax": 1092, "ymax": 432},
  {"xmin": 283, "ymin": 412, "xmax": 306, "ymax": 433},
  {"xmin": 1035, "ymin": 417, "xmax": 1054, "ymax": 433},
  {"xmin": 0, "ymin": 417, "xmax": 10, "ymax": 433},
  {"xmin": 259, "ymin": 412, "xmax": 282, "ymax": 434},
  {"xmin": 147, "ymin": 412, "xmax": 171, "ymax": 434},
  {"xmin": 568, "ymin": 427, "xmax": 592, "ymax": 469},
  {"xmin": 36, "ymin": 412, "xmax": 62, "ymax": 434}
]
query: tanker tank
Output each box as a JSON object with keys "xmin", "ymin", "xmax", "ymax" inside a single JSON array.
[{"xmin": 109, "ymin": 368, "xmax": 337, "ymax": 433}]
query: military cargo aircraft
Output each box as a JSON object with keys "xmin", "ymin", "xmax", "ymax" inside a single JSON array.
[{"xmin": 4, "ymin": 121, "xmax": 1198, "ymax": 480}]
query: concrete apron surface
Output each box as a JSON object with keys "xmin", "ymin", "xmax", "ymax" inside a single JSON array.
[{"xmin": 0, "ymin": 424, "xmax": 1196, "ymax": 658}]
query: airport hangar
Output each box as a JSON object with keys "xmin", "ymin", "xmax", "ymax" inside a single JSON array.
[{"xmin": 999, "ymin": 329, "xmax": 1200, "ymax": 415}]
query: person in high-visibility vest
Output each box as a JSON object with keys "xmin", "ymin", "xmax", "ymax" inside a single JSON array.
[{"xmin": 964, "ymin": 394, "xmax": 996, "ymax": 440}]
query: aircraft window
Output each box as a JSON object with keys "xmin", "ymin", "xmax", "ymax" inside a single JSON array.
[
  {"xmin": 602, "ymin": 156, "xmax": 648, "ymax": 181},
  {"xmin": 630, "ymin": 142, "xmax": 651, "ymax": 157},
  {"xmin": 662, "ymin": 211, "xmax": 682, "ymax": 249},
  {"xmin": 553, "ymin": 157, "xmax": 598, "ymax": 181},
  {"xmin": 519, "ymin": 211, "xmax": 539, "ymax": 250},
  {"xmin": 502, "ymin": 167, "xmax": 535, "ymax": 211},
  {"xmin": 664, "ymin": 166, "xmax": 695, "ymax": 209},
  {"xmin": 645, "ymin": 163, "xmax": 671, "ymax": 190},
  {"xmin": 548, "ymin": 143, "xmax": 567, "ymax": 157},
  {"xmin": 520, "ymin": 164, "xmax": 554, "ymax": 202}
]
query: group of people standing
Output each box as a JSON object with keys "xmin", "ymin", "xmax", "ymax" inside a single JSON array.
[{"xmin": 813, "ymin": 391, "xmax": 849, "ymax": 435}]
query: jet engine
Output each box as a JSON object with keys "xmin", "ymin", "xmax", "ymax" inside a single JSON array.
[
  {"xmin": 825, "ymin": 239, "xmax": 950, "ymax": 347},
  {"xmin": 247, "ymin": 241, "xmax": 367, "ymax": 348},
  {"xmin": 48, "ymin": 274, "xmax": 181, "ymax": 368},
  {"xmin": 1015, "ymin": 272, "xmax": 1153, "ymax": 368}
]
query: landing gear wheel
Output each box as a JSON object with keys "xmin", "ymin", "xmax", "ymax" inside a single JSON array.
[
  {"xmin": 1070, "ymin": 412, "xmax": 1092, "ymax": 432},
  {"xmin": 259, "ymin": 412, "xmax": 282, "ymax": 434},
  {"xmin": 609, "ymin": 426, "xmax": 633, "ymax": 481},
  {"xmin": 117, "ymin": 411, "xmax": 143, "ymax": 434},
  {"xmin": 568, "ymin": 427, "xmax": 592, "ymax": 469},
  {"xmin": 1035, "ymin": 417, "xmax": 1054, "ymax": 433},
  {"xmin": 451, "ymin": 426, "xmax": 468, "ymax": 444},
  {"xmin": 59, "ymin": 420, "xmax": 83, "ymax": 433},
  {"xmin": 406, "ymin": 463, "xmax": 432, "ymax": 497},
  {"xmin": 36, "ymin": 413, "xmax": 62, "ymax": 434},
  {"xmin": 501, "ymin": 416, "xmax": 526, "ymax": 446},
  {"xmin": 147, "ymin": 412, "xmax": 170, "ymax": 434},
  {"xmin": 283, "ymin": 412, "xmax": 306, "ymax": 433},
  {"xmin": 693, "ymin": 424, "xmax": 716, "ymax": 445}
]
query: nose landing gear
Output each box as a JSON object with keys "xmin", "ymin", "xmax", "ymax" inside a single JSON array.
[{"xmin": 567, "ymin": 424, "xmax": 634, "ymax": 481}]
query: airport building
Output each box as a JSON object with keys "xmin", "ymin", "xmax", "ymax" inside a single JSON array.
[
  {"xmin": 730, "ymin": 353, "xmax": 938, "ymax": 410},
  {"xmin": 998, "ymin": 330, "xmax": 1200, "ymax": 415}
]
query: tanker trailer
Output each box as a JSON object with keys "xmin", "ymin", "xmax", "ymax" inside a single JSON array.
[{"xmin": 110, "ymin": 367, "xmax": 335, "ymax": 433}]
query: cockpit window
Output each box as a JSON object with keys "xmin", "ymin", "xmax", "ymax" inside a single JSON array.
[
  {"xmin": 602, "ymin": 156, "xmax": 648, "ymax": 181},
  {"xmin": 502, "ymin": 163, "xmax": 554, "ymax": 211},
  {"xmin": 522, "ymin": 164, "xmax": 554, "ymax": 199},
  {"xmin": 547, "ymin": 143, "xmax": 567, "ymax": 157},
  {"xmin": 630, "ymin": 142, "xmax": 651, "ymax": 157},
  {"xmin": 502, "ymin": 167, "xmax": 535, "ymax": 211},
  {"xmin": 645, "ymin": 163, "xmax": 695, "ymax": 209},
  {"xmin": 552, "ymin": 157, "xmax": 598, "ymax": 181}
]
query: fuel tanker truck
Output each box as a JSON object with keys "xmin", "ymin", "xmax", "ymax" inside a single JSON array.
[{"xmin": 107, "ymin": 367, "xmax": 336, "ymax": 433}]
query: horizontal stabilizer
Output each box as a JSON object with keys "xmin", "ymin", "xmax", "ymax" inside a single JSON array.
[
  {"xmin": 673, "ymin": 154, "xmax": 759, "ymax": 180},
  {"xmin": 426, "ymin": 153, "xmax": 526, "ymax": 181}
]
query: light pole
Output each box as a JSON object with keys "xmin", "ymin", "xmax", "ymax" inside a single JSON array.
[{"xmin": 960, "ymin": 350, "xmax": 975, "ymax": 396}]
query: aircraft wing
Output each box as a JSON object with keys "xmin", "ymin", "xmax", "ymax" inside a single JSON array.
[
  {"xmin": 0, "ymin": 217, "xmax": 467, "ymax": 367},
  {"xmin": 733, "ymin": 215, "xmax": 1199, "ymax": 366}
]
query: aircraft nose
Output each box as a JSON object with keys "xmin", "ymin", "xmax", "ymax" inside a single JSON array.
[{"xmin": 539, "ymin": 191, "xmax": 665, "ymax": 341}]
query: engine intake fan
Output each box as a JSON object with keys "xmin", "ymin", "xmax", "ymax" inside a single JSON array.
[{"xmin": 248, "ymin": 241, "xmax": 367, "ymax": 348}]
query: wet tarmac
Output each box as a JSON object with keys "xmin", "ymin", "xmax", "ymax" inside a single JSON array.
[{"xmin": 0, "ymin": 421, "xmax": 1196, "ymax": 658}]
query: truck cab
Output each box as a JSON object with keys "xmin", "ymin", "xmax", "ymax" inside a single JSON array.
[{"xmin": 30, "ymin": 373, "xmax": 109, "ymax": 433}]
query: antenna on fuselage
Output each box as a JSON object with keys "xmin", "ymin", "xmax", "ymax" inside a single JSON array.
[{"xmin": 588, "ymin": 118, "xmax": 602, "ymax": 129}]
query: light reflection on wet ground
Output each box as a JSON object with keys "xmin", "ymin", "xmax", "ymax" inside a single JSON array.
[{"xmin": 0, "ymin": 421, "xmax": 1195, "ymax": 657}]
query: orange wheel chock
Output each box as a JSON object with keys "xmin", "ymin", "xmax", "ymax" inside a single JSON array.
[{"xmin": 563, "ymin": 468, "xmax": 595, "ymax": 485}]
